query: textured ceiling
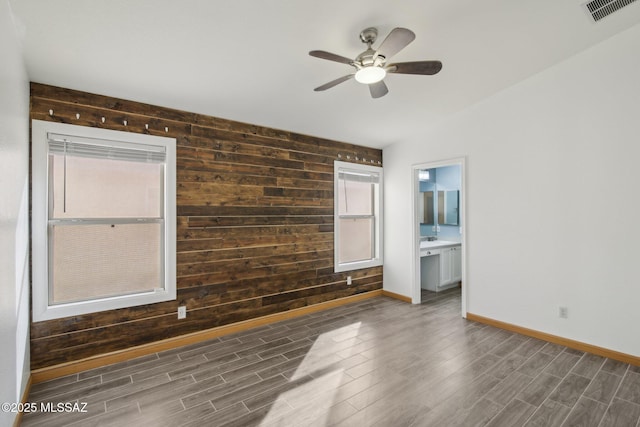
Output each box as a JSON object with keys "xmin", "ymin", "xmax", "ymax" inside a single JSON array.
[{"xmin": 10, "ymin": 0, "xmax": 640, "ymax": 148}]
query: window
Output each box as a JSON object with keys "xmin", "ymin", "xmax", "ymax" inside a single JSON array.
[
  {"xmin": 334, "ymin": 160, "xmax": 383, "ymax": 272},
  {"xmin": 31, "ymin": 120, "xmax": 176, "ymax": 321}
]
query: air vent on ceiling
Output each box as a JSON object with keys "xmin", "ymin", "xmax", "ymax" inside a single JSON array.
[{"xmin": 584, "ymin": 0, "xmax": 637, "ymax": 22}]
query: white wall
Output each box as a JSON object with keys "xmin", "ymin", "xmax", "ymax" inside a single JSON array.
[
  {"xmin": 0, "ymin": 1, "xmax": 31, "ymax": 425},
  {"xmin": 383, "ymin": 22, "xmax": 640, "ymax": 357}
]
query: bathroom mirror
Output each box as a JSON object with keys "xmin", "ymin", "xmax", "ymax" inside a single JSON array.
[
  {"xmin": 438, "ymin": 190, "xmax": 459, "ymax": 225},
  {"xmin": 422, "ymin": 191, "xmax": 434, "ymax": 224}
]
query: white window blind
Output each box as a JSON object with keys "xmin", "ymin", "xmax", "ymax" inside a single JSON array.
[{"xmin": 48, "ymin": 133, "xmax": 167, "ymax": 162}]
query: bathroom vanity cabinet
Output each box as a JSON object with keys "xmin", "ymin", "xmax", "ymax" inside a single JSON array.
[
  {"xmin": 420, "ymin": 242, "xmax": 461, "ymax": 291},
  {"xmin": 439, "ymin": 246, "xmax": 462, "ymax": 286}
]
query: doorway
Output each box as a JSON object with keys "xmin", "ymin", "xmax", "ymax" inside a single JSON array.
[{"xmin": 410, "ymin": 158, "xmax": 466, "ymax": 318}]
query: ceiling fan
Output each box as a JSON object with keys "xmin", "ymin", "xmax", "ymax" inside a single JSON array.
[{"xmin": 309, "ymin": 27, "xmax": 442, "ymax": 99}]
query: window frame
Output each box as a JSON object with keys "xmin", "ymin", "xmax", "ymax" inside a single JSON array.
[
  {"xmin": 334, "ymin": 160, "xmax": 383, "ymax": 273},
  {"xmin": 31, "ymin": 120, "xmax": 176, "ymax": 322}
]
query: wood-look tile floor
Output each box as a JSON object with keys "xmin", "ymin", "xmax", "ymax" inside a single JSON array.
[{"xmin": 22, "ymin": 289, "xmax": 640, "ymax": 427}]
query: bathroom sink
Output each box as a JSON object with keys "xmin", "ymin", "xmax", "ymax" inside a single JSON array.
[{"xmin": 420, "ymin": 240, "xmax": 460, "ymax": 248}]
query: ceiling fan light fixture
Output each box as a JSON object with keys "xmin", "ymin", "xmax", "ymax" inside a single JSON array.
[{"xmin": 355, "ymin": 66, "xmax": 386, "ymax": 84}]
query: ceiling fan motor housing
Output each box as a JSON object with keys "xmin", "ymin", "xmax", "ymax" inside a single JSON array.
[{"xmin": 356, "ymin": 49, "xmax": 385, "ymax": 69}]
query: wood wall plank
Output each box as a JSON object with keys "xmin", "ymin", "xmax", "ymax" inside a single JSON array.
[{"xmin": 29, "ymin": 82, "xmax": 383, "ymax": 370}]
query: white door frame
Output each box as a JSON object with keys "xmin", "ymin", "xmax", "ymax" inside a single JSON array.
[{"xmin": 410, "ymin": 157, "xmax": 467, "ymax": 318}]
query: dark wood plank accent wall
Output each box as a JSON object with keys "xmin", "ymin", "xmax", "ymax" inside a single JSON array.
[{"xmin": 29, "ymin": 83, "xmax": 383, "ymax": 370}]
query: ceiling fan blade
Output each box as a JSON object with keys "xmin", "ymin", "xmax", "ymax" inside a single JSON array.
[
  {"xmin": 387, "ymin": 61, "xmax": 443, "ymax": 75},
  {"xmin": 374, "ymin": 28, "xmax": 415, "ymax": 60},
  {"xmin": 368, "ymin": 80, "xmax": 389, "ymax": 99},
  {"xmin": 309, "ymin": 50, "xmax": 354, "ymax": 65},
  {"xmin": 314, "ymin": 74, "xmax": 354, "ymax": 91}
]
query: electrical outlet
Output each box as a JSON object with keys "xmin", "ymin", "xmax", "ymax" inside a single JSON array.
[
  {"xmin": 346, "ymin": 276, "xmax": 352, "ymax": 286},
  {"xmin": 559, "ymin": 306, "xmax": 568, "ymax": 319},
  {"xmin": 178, "ymin": 306, "xmax": 186, "ymax": 319}
]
